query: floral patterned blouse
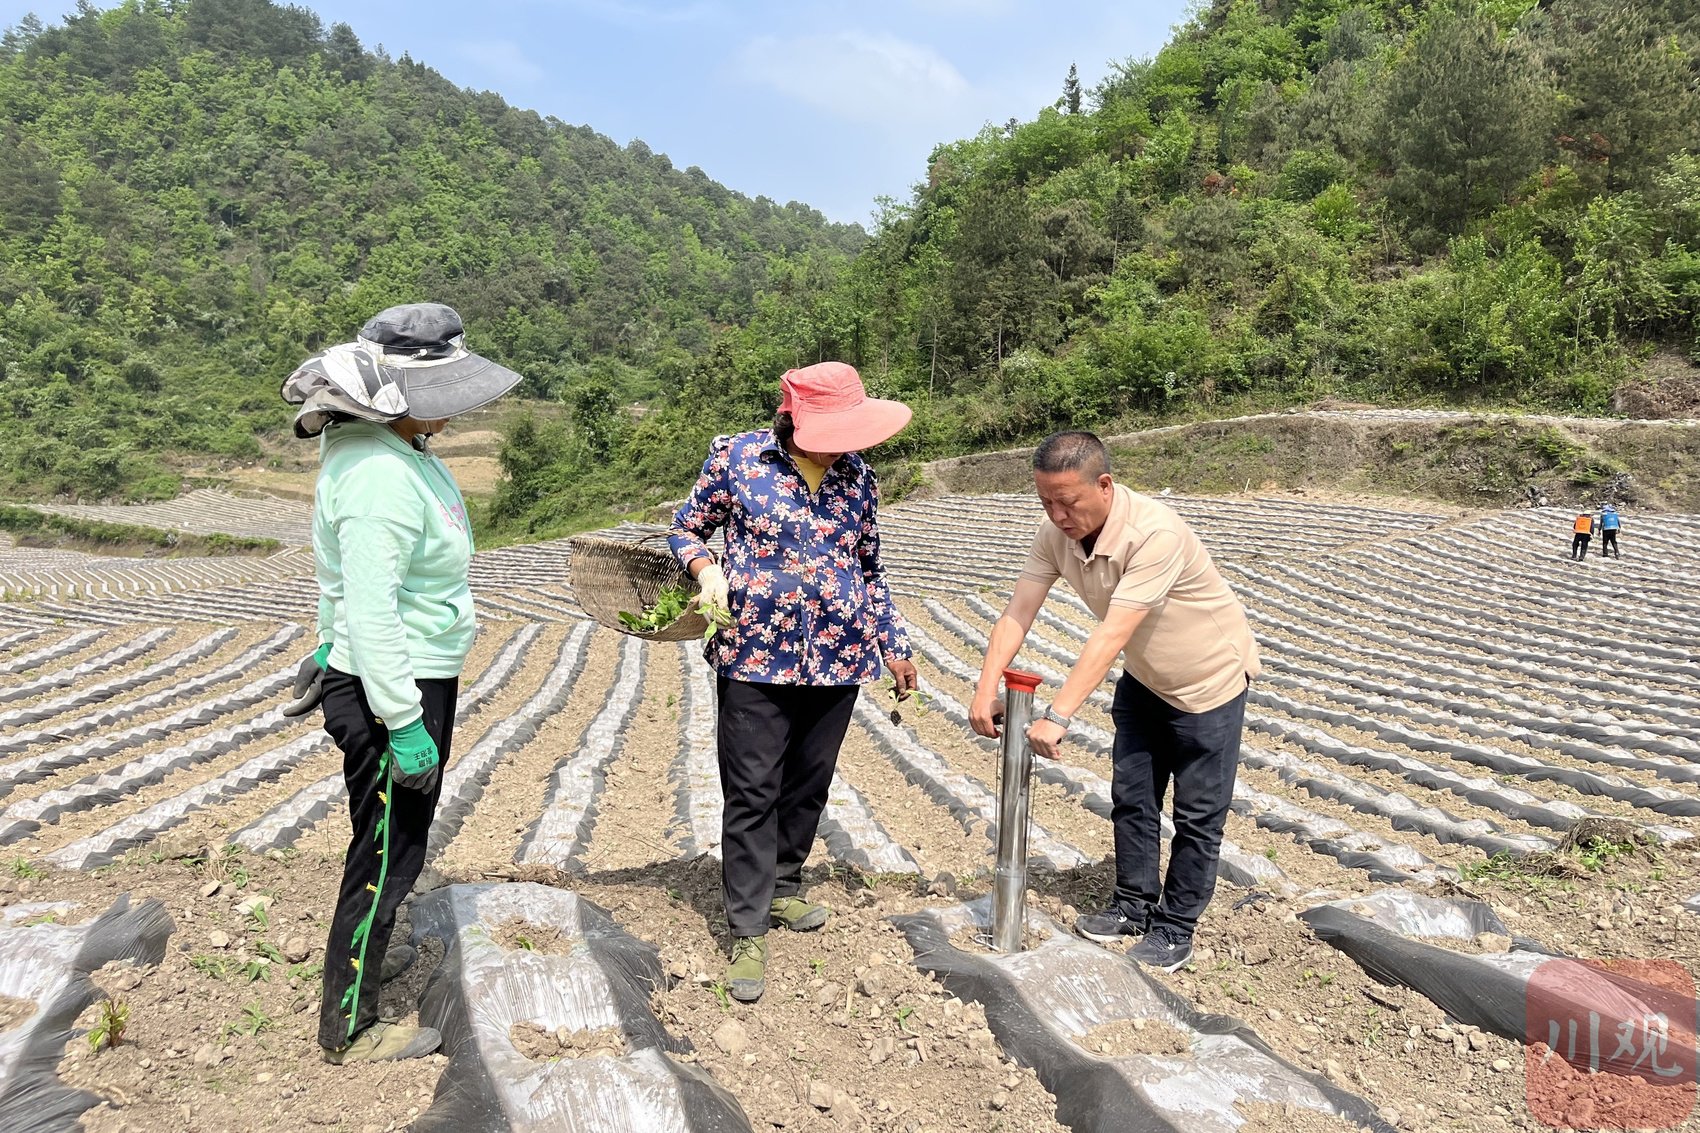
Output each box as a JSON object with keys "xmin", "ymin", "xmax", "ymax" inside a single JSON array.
[{"xmin": 668, "ymin": 429, "xmax": 913, "ymax": 685}]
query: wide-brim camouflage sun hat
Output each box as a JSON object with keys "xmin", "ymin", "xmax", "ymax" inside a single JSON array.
[{"xmin": 281, "ymin": 302, "xmax": 525, "ymax": 437}]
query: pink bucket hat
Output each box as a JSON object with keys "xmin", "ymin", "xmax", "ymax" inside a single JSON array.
[{"xmin": 780, "ymin": 362, "xmax": 912, "ymax": 453}]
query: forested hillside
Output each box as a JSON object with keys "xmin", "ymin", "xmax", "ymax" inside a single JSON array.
[
  {"xmin": 493, "ymin": 0, "xmax": 1700, "ymax": 535},
  {"xmin": 4, "ymin": 0, "xmax": 1698, "ymax": 534},
  {"xmin": 0, "ymin": 0, "xmax": 860, "ymax": 501}
]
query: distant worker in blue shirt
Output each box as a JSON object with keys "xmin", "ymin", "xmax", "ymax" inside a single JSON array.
[{"xmin": 1599, "ymin": 504, "xmax": 1621, "ymax": 558}]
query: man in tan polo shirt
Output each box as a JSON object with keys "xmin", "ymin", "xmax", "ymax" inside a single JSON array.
[{"xmin": 970, "ymin": 431, "xmax": 1259, "ymax": 972}]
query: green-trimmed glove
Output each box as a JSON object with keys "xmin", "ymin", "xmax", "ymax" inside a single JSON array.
[
  {"xmin": 281, "ymin": 643, "xmax": 334, "ymax": 718},
  {"xmin": 387, "ymin": 719, "xmax": 440, "ymax": 792}
]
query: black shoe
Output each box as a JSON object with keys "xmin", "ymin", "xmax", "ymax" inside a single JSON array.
[
  {"xmin": 1075, "ymin": 902, "xmax": 1148, "ymax": 943},
  {"xmin": 1129, "ymin": 924, "xmax": 1193, "ymax": 972},
  {"xmin": 380, "ymin": 943, "xmax": 417, "ymax": 984}
]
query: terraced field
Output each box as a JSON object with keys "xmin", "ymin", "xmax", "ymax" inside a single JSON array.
[{"xmin": 1, "ymin": 490, "xmax": 1697, "ymax": 1133}]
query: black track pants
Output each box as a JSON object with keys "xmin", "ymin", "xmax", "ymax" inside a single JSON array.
[
  {"xmin": 317, "ymin": 669, "xmax": 456, "ymax": 1051},
  {"xmin": 715, "ymin": 677, "xmax": 858, "ymax": 939}
]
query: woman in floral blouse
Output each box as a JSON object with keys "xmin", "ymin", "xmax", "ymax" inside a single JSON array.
[{"xmin": 669, "ymin": 361, "xmax": 917, "ymax": 1002}]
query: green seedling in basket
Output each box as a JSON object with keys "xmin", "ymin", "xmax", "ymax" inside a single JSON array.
[{"xmin": 618, "ymin": 585, "xmax": 735, "ymax": 638}]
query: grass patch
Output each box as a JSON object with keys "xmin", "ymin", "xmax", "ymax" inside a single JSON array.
[
  {"xmin": 1461, "ymin": 819, "xmax": 1658, "ymax": 887},
  {"xmin": 0, "ymin": 506, "xmax": 279, "ymax": 558}
]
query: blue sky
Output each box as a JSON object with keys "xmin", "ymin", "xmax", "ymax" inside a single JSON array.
[{"xmin": 2, "ymin": 0, "xmax": 1191, "ymax": 225}]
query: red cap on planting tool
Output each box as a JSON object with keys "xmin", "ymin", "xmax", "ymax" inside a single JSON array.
[{"xmin": 1002, "ymin": 669, "xmax": 1043, "ymax": 693}]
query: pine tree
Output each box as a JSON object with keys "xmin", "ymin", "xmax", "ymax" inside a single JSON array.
[
  {"xmin": 1375, "ymin": 12, "xmax": 1555, "ymax": 246},
  {"xmin": 1545, "ymin": 0, "xmax": 1700, "ymax": 193},
  {"xmin": 1062, "ymin": 63, "xmax": 1083, "ymax": 115}
]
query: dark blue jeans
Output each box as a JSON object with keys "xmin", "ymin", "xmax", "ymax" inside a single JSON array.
[{"xmin": 1109, "ymin": 672, "xmax": 1246, "ymax": 935}]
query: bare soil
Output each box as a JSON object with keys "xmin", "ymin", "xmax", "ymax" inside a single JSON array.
[
  {"xmin": 0, "ymin": 992, "xmax": 35, "ymax": 1031},
  {"xmin": 26, "ymin": 847, "xmax": 444, "ymax": 1133},
  {"xmin": 567, "ymin": 856, "xmax": 1068, "ymax": 1133},
  {"xmin": 490, "ymin": 918, "xmax": 574, "ymax": 957},
  {"xmin": 1235, "ymin": 1100, "xmax": 1380, "ymax": 1132},
  {"xmin": 507, "ymin": 1021, "xmax": 626, "ymax": 1061},
  {"xmin": 1071, "ymin": 1017, "xmax": 1193, "ymax": 1057}
]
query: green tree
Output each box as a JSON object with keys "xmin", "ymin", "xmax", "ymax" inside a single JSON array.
[
  {"xmin": 1374, "ymin": 11, "xmax": 1555, "ymax": 245},
  {"xmin": 1543, "ymin": 0, "xmax": 1700, "ymax": 192},
  {"xmin": 1572, "ymin": 194, "xmax": 1671, "ymax": 341}
]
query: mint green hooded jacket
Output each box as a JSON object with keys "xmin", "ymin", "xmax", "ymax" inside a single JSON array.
[{"xmin": 312, "ymin": 421, "xmax": 476, "ymax": 728}]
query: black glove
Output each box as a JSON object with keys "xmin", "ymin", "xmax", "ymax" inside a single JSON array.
[{"xmin": 281, "ymin": 644, "xmax": 332, "ymax": 718}]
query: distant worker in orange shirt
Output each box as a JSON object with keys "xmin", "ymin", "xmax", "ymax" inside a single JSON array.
[{"xmin": 1570, "ymin": 511, "xmax": 1595, "ymax": 561}]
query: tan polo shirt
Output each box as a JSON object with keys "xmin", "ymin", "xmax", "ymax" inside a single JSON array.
[{"xmin": 1019, "ymin": 483, "xmax": 1260, "ymax": 713}]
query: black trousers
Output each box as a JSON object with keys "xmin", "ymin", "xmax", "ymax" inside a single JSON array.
[
  {"xmin": 715, "ymin": 677, "xmax": 858, "ymax": 939},
  {"xmin": 1572, "ymin": 533, "xmax": 1591, "ymax": 559},
  {"xmin": 317, "ymin": 668, "xmax": 457, "ymax": 1051},
  {"xmin": 1602, "ymin": 530, "xmax": 1619, "ymax": 557},
  {"xmin": 1108, "ymin": 673, "xmax": 1246, "ymax": 936}
]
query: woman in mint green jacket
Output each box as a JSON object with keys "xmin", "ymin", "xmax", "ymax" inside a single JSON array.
[{"xmin": 281, "ymin": 303, "xmax": 523, "ymax": 1065}]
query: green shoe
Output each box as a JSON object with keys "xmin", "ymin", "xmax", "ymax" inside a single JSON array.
[
  {"xmin": 323, "ymin": 1020, "xmax": 442, "ymax": 1064},
  {"xmin": 726, "ymin": 935, "xmax": 768, "ymax": 1002},
  {"xmin": 769, "ymin": 896, "xmax": 830, "ymax": 932}
]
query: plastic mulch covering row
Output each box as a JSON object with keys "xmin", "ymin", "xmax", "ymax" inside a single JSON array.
[
  {"xmin": 409, "ymin": 882, "xmax": 753, "ymax": 1133},
  {"xmin": 893, "ymin": 897, "xmax": 1394, "ymax": 1133},
  {"xmin": 1300, "ymin": 891, "xmax": 1700, "ymax": 1080},
  {"xmin": 0, "ymin": 895, "xmax": 174, "ymax": 1132}
]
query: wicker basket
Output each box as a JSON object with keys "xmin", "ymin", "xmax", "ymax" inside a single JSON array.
[{"xmin": 568, "ymin": 533, "xmax": 709, "ymax": 642}]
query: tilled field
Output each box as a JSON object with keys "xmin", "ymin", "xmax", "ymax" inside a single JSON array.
[{"xmin": 1, "ymin": 493, "xmax": 1698, "ymax": 1132}]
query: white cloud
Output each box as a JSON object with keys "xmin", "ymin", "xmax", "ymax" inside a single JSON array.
[
  {"xmin": 459, "ymin": 40, "xmax": 546, "ymax": 85},
  {"xmin": 736, "ymin": 31, "xmax": 971, "ymax": 126}
]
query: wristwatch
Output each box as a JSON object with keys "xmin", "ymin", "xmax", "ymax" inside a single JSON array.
[{"xmin": 1040, "ymin": 707, "xmax": 1072, "ymax": 731}]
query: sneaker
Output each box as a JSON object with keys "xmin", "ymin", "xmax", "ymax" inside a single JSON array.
[
  {"xmin": 323, "ymin": 1020, "xmax": 442, "ymax": 1064},
  {"xmin": 1075, "ymin": 902, "xmax": 1148, "ymax": 944},
  {"xmin": 726, "ymin": 935, "xmax": 768, "ymax": 1002},
  {"xmin": 769, "ymin": 896, "xmax": 830, "ymax": 932},
  {"xmin": 1129, "ymin": 924, "xmax": 1193, "ymax": 973},
  {"xmin": 380, "ymin": 943, "xmax": 417, "ymax": 984}
]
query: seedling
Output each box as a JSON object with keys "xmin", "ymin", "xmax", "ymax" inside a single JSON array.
[
  {"xmin": 9, "ymin": 857, "xmax": 43, "ymax": 880},
  {"xmin": 709, "ymin": 981, "xmax": 732, "ymax": 1011},
  {"xmin": 254, "ymin": 941, "xmax": 285, "ymax": 965},
  {"xmin": 1364, "ymin": 1011, "xmax": 1385, "ymax": 1049},
  {"xmin": 895, "ymin": 1005, "xmax": 916, "ymax": 1033},
  {"xmin": 1263, "ymin": 847, "xmax": 1279, "ymax": 861},
  {"xmin": 809, "ymin": 957, "xmax": 826, "ymax": 976},
  {"xmin": 513, "ymin": 933, "xmax": 535, "ymax": 951},
  {"xmin": 886, "ymin": 675, "xmax": 932, "ymax": 724},
  {"xmin": 225, "ymin": 1000, "xmax": 273, "ymax": 1039},
  {"xmin": 666, "ymin": 888, "xmax": 684, "ymax": 903},
  {"xmin": 87, "ymin": 998, "xmax": 129, "ymax": 1052},
  {"xmin": 191, "ymin": 955, "xmax": 231, "ymax": 980}
]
